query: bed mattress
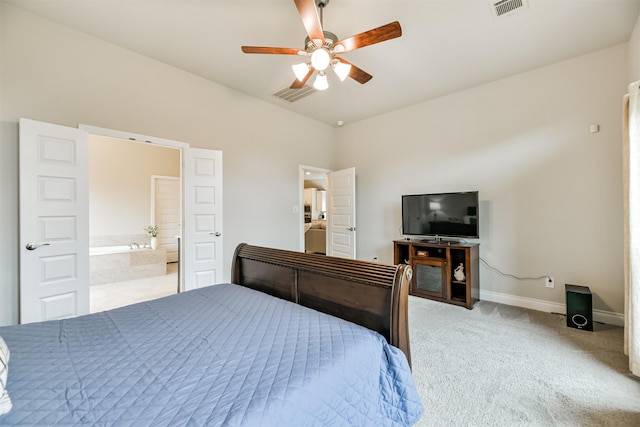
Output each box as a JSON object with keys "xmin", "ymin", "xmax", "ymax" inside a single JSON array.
[{"xmin": 0, "ymin": 284, "xmax": 423, "ymax": 426}]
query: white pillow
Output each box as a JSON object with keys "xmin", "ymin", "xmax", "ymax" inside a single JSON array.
[{"xmin": 0, "ymin": 336, "xmax": 11, "ymax": 415}]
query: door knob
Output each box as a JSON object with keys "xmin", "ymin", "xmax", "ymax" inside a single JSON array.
[
  {"xmin": 209, "ymin": 232, "xmax": 222, "ymax": 237},
  {"xmin": 347, "ymin": 227, "xmax": 356, "ymax": 232},
  {"xmin": 26, "ymin": 242, "xmax": 50, "ymax": 251}
]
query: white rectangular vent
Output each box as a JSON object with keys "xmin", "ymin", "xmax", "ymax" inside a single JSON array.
[
  {"xmin": 492, "ymin": 0, "xmax": 527, "ymax": 19},
  {"xmin": 272, "ymin": 85, "xmax": 317, "ymax": 103}
]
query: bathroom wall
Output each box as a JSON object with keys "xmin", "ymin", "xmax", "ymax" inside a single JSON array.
[{"xmin": 89, "ymin": 135, "xmax": 180, "ymax": 242}]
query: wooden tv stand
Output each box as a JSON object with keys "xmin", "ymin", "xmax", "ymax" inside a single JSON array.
[{"xmin": 394, "ymin": 240, "xmax": 479, "ymax": 309}]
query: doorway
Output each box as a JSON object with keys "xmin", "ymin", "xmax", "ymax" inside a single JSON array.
[
  {"xmin": 299, "ymin": 165, "xmax": 357, "ymax": 259},
  {"xmin": 88, "ymin": 135, "xmax": 181, "ymax": 312},
  {"xmin": 80, "ymin": 126, "xmax": 225, "ymax": 295},
  {"xmin": 301, "ymin": 166, "xmax": 329, "ymax": 255}
]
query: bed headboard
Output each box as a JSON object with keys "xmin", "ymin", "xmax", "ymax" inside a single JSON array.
[{"xmin": 231, "ymin": 243, "xmax": 413, "ymax": 366}]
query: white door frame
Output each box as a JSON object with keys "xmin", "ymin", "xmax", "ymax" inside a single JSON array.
[{"xmin": 79, "ymin": 125, "xmax": 190, "ymax": 151}]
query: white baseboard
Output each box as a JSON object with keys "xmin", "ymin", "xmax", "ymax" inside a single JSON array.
[{"xmin": 479, "ymin": 290, "xmax": 625, "ymax": 327}]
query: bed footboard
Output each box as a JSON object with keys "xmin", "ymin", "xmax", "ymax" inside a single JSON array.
[{"xmin": 231, "ymin": 243, "xmax": 413, "ymax": 366}]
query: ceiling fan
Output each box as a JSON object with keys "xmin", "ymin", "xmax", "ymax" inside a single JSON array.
[{"xmin": 241, "ymin": 0, "xmax": 402, "ymax": 91}]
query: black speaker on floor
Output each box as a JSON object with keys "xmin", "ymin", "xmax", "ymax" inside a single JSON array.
[{"xmin": 565, "ymin": 284, "xmax": 593, "ymax": 331}]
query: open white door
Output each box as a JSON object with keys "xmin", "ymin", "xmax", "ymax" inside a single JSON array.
[
  {"xmin": 327, "ymin": 167, "xmax": 356, "ymax": 259},
  {"xmin": 183, "ymin": 148, "xmax": 223, "ymax": 290},
  {"xmin": 19, "ymin": 118, "xmax": 89, "ymax": 324}
]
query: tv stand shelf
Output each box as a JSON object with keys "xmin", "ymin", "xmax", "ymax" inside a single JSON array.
[{"xmin": 394, "ymin": 240, "xmax": 479, "ymax": 309}]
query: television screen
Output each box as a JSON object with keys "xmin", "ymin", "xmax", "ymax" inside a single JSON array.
[{"xmin": 402, "ymin": 192, "xmax": 479, "ymax": 239}]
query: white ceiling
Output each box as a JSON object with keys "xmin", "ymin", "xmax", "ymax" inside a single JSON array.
[{"xmin": 5, "ymin": 0, "xmax": 640, "ymax": 127}]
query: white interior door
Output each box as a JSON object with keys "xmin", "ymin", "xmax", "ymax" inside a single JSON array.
[
  {"xmin": 328, "ymin": 167, "xmax": 356, "ymax": 259},
  {"xmin": 183, "ymin": 148, "xmax": 223, "ymax": 291},
  {"xmin": 19, "ymin": 118, "xmax": 89, "ymax": 324},
  {"xmin": 153, "ymin": 176, "xmax": 181, "ymax": 262}
]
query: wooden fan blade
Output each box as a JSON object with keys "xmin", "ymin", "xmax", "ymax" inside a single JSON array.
[
  {"xmin": 334, "ymin": 21, "xmax": 402, "ymax": 53},
  {"xmin": 294, "ymin": 0, "xmax": 325, "ymax": 45},
  {"xmin": 290, "ymin": 67, "xmax": 315, "ymax": 89},
  {"xmin": 241, "ymin": 46, "xmax": 304, "ymax": 55},
  {"xmin": 336, "ymin": 57, "xmax": 373, "ymax": 84}
]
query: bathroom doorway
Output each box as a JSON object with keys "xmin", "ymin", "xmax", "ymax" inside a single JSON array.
[{"xmin": 88, "ymin": 135, "xmax": 181, "ymax": 312}]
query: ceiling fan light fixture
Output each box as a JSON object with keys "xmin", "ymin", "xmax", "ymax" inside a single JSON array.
[
  {"xmin": 241, "ymin": 0, "xmax": 403, "ymax": 92},
  {"xmin": 310, "ymin": 48, "xmax": 331, "ymax": 71},
  {"xmin": 313, "ymin": 71, "xmax": 329, "ymax": 90},
  {"xmin": 292, "ymin": 62, "xmax": 310, "ymax": 81},
  {"xmin": 333, "ymin": 61, "xmax": 351, "ymax": 81}
]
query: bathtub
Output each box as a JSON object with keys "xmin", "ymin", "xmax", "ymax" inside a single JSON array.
[
  {"xmin": 90, "ymin": 245, "xmax": 167, "ymax": 285},
  {"xmin": 90, "ymin": 245, "xmax": 137, "ymax": 256}
]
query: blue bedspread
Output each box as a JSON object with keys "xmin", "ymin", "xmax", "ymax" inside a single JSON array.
[{"xmin": 0, "ymin": 284, "xmax": 423, "ymax": 426}]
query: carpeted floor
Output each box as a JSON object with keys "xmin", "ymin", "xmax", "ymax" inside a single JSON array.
[{"xmin": 408, "ymin": 296, "xmax": 640, "ymax": 426}]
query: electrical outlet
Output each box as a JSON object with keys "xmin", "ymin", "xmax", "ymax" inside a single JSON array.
[{"xmin": 545, "ymin": 276, "xmax": 555, "ymax": 288}]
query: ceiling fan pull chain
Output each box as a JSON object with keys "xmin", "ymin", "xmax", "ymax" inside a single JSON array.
[{"xmin": 317, "ymin": 0, "xmax": 325, "ymax": 27}]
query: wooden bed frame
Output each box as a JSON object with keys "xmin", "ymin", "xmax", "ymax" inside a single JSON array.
[{"xmin": 231, "ymin": 243, "xmax": 414, "ymax": 366}]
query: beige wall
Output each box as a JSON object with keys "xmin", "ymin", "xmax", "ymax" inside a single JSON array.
[
  {"xmin": 0, "ymin": 2, "xmax": 634, "ymax": 325},
  {"xmin": 336, "ymin": 45, "xmax": 628, "ymax": 318},
  {"xmin": 89, "ymin": 135, "xmax": 180, "ymax": 238},
  {"xmin": 630, "ymin": 12, "xmax": 640, "ymax": 82},
  {"xmin": 0, "ymin": 4, "xmax": 336, "ymax": 326}
]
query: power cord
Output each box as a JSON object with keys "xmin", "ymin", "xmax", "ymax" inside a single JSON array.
[
  {"xmin": 480, "ymin": 257, "xmax": 547, "ymax": 281},
  {"xmin": 395, "ymin": 234, "xmax": 548, "ymax": 281}
]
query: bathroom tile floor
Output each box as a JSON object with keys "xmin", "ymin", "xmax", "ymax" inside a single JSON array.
[{"xmin": 90, "ymin": 262, "xmax": 179, "ymax": 313}]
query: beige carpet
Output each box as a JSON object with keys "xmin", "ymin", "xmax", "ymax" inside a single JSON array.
[{"xmin": 408, "ymin": 296, "xmax": 640, "ymax": 426}]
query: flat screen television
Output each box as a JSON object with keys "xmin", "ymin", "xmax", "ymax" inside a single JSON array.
[{"xmin": 402, "ymin": 191, "xmax": 479, "ymax": 241}]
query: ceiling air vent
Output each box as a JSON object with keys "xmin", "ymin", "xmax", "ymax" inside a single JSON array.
[
  {"xmin": 272, "ymin": 85, "xmax": 317, "ymax": 103},
  {"xmin": 492, "ymin": 0, "xmax": 528, "ymax": 19}
]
